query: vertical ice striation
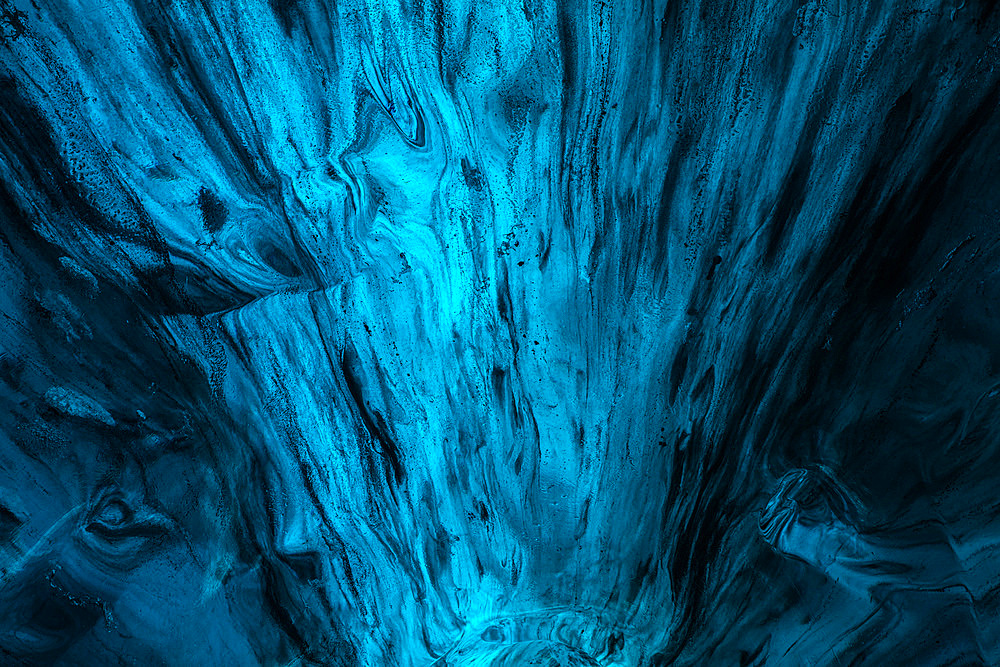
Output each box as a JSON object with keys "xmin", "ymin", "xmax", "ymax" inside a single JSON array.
[{"xmin": 2, "ymin": 0, "xmax": 1000, "ymax": 664}]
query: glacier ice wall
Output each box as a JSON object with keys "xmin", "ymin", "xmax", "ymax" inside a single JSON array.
[{"xmin": 2, "ymin": 0, "xmax": 1000, "ymax": 664}]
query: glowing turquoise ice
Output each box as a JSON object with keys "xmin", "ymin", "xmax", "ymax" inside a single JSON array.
[{"xmin": 2, "ymin": 0, "xmax": 1000, "ymax": 664}]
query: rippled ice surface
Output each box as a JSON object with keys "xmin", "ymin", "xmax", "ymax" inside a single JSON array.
[{"xmin": 2, "ymin": 0, "xmax": 1000, "ymax": 664}]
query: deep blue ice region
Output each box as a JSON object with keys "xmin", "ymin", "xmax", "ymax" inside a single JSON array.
[{"xmin": 2, "ymin": 0, "xmax": 1000, "ymax": 664}]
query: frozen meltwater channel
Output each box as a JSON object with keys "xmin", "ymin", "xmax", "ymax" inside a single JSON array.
[{"xmin": 2, "ymin": 0, "xmax": 1000, "ymax": 665}]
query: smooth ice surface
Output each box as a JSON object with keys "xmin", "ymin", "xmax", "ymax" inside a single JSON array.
[{"xmin": 2, "ymin": 0, "xmax": 1000, "ymax": 664}]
